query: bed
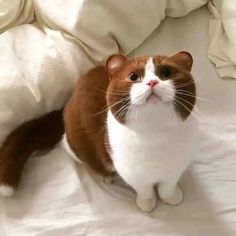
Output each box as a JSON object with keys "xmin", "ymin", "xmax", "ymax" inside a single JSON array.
[{"xmin": 0, "ymin": 1, "xmax": 236, "ymax": 235}]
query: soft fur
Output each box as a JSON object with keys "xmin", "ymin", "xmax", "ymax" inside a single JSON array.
[
  {"xmin": 105, "ymin": 54, "xmax": 198, "ymax": 211},
  {"xmin": 0, "ymin": 52, "xmax": 198, "ymax": 213},
  {"xmin": 0, "ymin": 109, "xmax": 64, "ymax": 195},
  {"xmin": 64, "ymin": 51, "xmax": 198, "ymax": 212}
]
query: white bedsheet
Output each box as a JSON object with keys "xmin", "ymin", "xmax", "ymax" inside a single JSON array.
[{"xmin": 1, "ymin": 6, "xmax": 236, "ymax": 236}]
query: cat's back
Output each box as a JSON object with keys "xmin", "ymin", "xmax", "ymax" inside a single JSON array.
[
  {"xmin": 63, "ymin": 65, "xmax": 113, "ymax": 175},
  {"xmin": 76, "ymin": 65, "xmax": 108, "ymax": 90},
  {"xmin": 64, "ymin": 65, "xmax": 109, "ymax": 126},
  {"xmin": 73, "ymin": 65, "xmax": 109, "ymax": 104}
]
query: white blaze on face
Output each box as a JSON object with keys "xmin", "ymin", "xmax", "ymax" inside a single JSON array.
[
  {"xmin": 130, "ymin": 57, "xmax": 175, "ymax": 105},
  {"xmin": 144, "ymin": 57, "xmax": 156, "ymax": 78}
]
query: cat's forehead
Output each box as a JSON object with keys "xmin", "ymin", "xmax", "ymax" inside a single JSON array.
[
  {"xmin": 126, "ymin": 56, "xmax": 165, "ymax": 74},
  {"xmin": 130, "ymin": 55, "xmax": 164, "ymax": 69}
]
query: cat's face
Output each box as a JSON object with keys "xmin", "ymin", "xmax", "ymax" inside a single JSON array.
[{"xmin": 106, "ymin": 52, "xmax": 195, "ymax": 123}]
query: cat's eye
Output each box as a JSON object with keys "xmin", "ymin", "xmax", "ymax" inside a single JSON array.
[
  {"xmin": 161, "ymin": 68, "xmax": 172, "ymax": 78},
  {"xmin": 128, "ymin": 73, "xmax": 141, "ymax": 82}
]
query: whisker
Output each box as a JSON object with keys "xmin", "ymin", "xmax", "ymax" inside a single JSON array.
[
  {"xmin": 91, "ymin": 98, "xmax": 129, "ymax": 117},
  {"xmin": 90, "ymin": 105, "xmax": 109, "ymax": 117},
  {"xmin": 163, "ymin": 87, "xmax": 211, "ymax": 103},
  {"xmin": 175, "ymin": 94, "xmax": 195, "ymax": 107},
  {"xmin": 98, "ymin": 100, "xmax": 130, "ymax": 133},
  {"xmin": 98, "ymin": 122, "xmax": 107, "ymax": 134},
  {"xmin": 175, "ymin": 89, "xmax": 195, "ymax": 95},
  {"xmin": 174, "ymin": 99, "xmax": 201, "ymax": 121},
  {"xmin": 115, "ymin": 101, "xmax": 131, "ymax": 121},
  {"xmin": 175, "ymin": 79, "xmax": 195, "ymax": 86},
  {"xmin": 114, "ymin": 103, "xmax": 128, "ymax": 118},
  {"xmin": 174, "ymin": 94, "xmax": 201, "ymax": 113},
  {"xmin": 131, "ymin": 91, "xmax": 149, "ymax": 105},
  {"xmin": 117, "ymin": 106, "xmax": 129, "ymax": 122},
  {"xmin": 111, "ymin": 88, "xmax": 132, "ymax": 93},
  {"xmin": 175, "ymin": 91, "xmax": 211, "ymax": 103},
  {"xmin": 128, "ymin": 102, "xmax": 139, "ymax": 123},
  {"xmin": 159, "ymin": 91, "xmax": 201, "ymax": 121},
  {"xmin": 94, "ymin": 87, "xmax": 129, "ymax": 96},
  {"xmin": 174, "ymin": 80, "xmax": 195, "ymax": 88},
  {"xmin": 175, "ymin": 81, "xmax": 195, "ymax": 88}
]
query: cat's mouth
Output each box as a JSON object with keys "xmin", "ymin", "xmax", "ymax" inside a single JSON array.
[{"xmin": 146, "ymin": 92, "xmax": 161, "ymax": 104}]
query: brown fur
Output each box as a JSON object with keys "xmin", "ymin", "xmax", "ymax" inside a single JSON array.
[
  {"xmin": 64, "ymin": 66, "xmax": 114, "ymax": 176},
  {"xmin": 0, "ymin": 110, "xmax": 64, "ymax": 188},
  {"xmin": 158, "ymin": 52, "xmax": 195, "ymax": 120}
]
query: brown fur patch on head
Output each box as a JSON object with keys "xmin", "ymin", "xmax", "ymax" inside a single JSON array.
[
  {"xmin": 106, "ymin": 55, "xmax": 149, "ymax": 123},
  {"xmin": 154, "ymin": 51, "xmax": 196, "ymax": 120}
]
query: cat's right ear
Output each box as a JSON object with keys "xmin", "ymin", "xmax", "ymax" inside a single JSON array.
[{"xmin": 106, "ymin": 54, "xmax": 129, "ymax": 77}]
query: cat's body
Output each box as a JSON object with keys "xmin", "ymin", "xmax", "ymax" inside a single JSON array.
[
  {"xmin": 63, "ymin": 52, "xmax": 197, "ymax": 211},
  {"xmin": 0, "ymin": 52, "xmax": 198, "ymax": 212}
]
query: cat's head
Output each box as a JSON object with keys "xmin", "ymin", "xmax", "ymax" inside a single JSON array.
[{"xmin": 106, "ymin": 51, "xmax": 195, "ymax": 123}]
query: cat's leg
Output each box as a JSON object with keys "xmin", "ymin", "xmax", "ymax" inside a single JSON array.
[
  {"xmin": 158, "ymin": 178, "xmax": 183, "ymax": 205},
  {"xmin": 134, "ymin": 184, "xmax": 157, "ymax": 212},
  {"xmin": 100, "ymin": 160, "xmax": 116, "ymax": 183}
]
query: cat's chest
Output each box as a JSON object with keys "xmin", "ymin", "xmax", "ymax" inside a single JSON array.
[
  {"xmin": 108, "ymin": 121, "xmax": 182, "ymax": 161},
  {"xmin": 107, "ymin": 109, "xmax": 197, "ymax": 174}
]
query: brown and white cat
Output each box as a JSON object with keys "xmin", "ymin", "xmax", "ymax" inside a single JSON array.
[{"xmin": 0, "ymin": 52, "xmax": 198, "ymax": 212}]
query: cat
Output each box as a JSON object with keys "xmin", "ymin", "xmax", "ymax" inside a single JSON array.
[{"xmin": 0, "ymin": 51, "xmax": 198, "ymax": 212}]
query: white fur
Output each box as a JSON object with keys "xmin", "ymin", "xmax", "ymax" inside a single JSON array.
[
  {"xmin": 107, "ymin": 58, "xmax": 198, "ymax": 212},
  {"xmin": 61, "ymin": 134, "xmax": 115, "ymax": 176},
  {"xmin": 61, "ymin": 134, "xmax": 82, "ymax": 163},
  {"xmin": 0, "ymin": 185, "xmax": 14, "ymax": 197}
]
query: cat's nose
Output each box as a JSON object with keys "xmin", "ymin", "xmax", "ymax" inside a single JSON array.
[{"xmin": 146, "ymin": 80, "xmax": 158, "ymax": 88}]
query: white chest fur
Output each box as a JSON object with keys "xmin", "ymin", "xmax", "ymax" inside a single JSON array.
[{"xmin": 107, "ymin": 103, "xmax": 198, "ymax": 211}]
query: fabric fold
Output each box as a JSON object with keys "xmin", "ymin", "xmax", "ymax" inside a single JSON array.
[
  {"xmin": 0, "ymin": 0, "xmax": 34, "ymax": 33},
  {"xmin": 208, "ymin": 0, "xmax": 236, "ymax": 79}
]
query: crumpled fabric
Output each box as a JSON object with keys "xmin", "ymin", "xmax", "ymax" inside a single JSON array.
[
  {"xmin": 0, "ymin": 0, "xmax": 206, "ymax": 146},
  {"xmin": 208, "ymin": 0, "xmax": 236, "ymax": 79}
]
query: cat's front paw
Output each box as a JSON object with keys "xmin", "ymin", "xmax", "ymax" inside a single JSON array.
[
  {"xmin": 136, "ymin": 196, "xmax": 157, "ymax": 212},
  {"xmin": 161, "ymin": 186, "xmax": 183, "ymax": 205}
]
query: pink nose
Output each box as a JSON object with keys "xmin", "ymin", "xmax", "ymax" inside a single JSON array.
[{"xmin": 146, "ymin": 80, "xmax": 158, "ymax": 88}]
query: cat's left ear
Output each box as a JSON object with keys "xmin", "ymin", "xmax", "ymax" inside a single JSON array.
[
  {"xmin": 106, "ymin": 54, "xmax": 129, "ymax": 77},
  {"xmin": 166, "ymin": 51, "xmax": 193, "ymax": 71}
]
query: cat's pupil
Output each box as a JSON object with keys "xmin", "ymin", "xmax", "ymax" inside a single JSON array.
[
  {"xmin": 129, "ymin": 73, "xmax": 139, "ymax": 81},
  {"xmin": 161, "ymin": 68, "xmax": 171, "ymax": 78}
]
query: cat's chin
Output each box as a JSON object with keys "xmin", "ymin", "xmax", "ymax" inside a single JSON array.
[{"xmin": 146, "ymin": 93, "xmax": 160, "ymax": 104}]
